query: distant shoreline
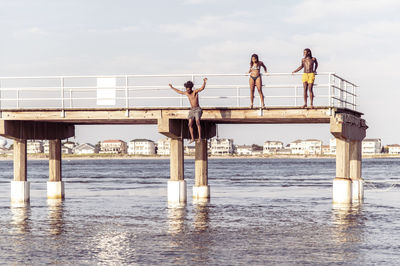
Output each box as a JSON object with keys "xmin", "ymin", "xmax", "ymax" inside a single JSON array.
[{"xmin": 0, "ymin": 154, "xmax": 398, "ymax": 161}]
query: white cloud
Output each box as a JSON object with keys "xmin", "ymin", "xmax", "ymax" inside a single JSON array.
[
  {"xmin": 182, "ymin": 0, "xmax": 227, "ymax": 4},
  {"xmin": 85, "ymin": 26, "xmax": 139, "ymax": 34},
  {"xmin": 285, "ymin": 0, "xmax": 400, "ymax": 23},
  {"xmin": 160, "ymin": 12, "xmax": 251, "ymax": 39}
]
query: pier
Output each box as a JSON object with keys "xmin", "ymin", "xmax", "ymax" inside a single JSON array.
[{"xmin": 0, "ymin": 73, "xmax": 367, "ymax": 205}]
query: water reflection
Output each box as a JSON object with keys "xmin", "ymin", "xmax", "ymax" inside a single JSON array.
[
  {"xmin": 194, "ymin": 202, "xmax": 210, "ymax": 232},
  {"xmin": 10, "ymin": 203, "xmax": 31, "ymax": 234},
  {"xmin": 167, "ymin": 206, "xmax": 186, "ymax": 235},
  {"xmin": 331, "ymin": 203, "xmax": 365, "ymax": 244},
  {"xmin": 47, "ymin": 199, "xmax": 65, "ymax": 235},
  {"xmin": 192, "ymin": 202, "xmax": 211, "ymax": 264}
]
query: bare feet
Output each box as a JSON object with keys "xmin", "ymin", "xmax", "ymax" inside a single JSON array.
[
  {"xmin": 302, "ymin": 104, "xmax": 307, "ymax": 108},
  {"xmin": 310, "ymin": 105, "xmax": 314, "ymax": 109},
  {"xmin": 188, "ymin": 139, "xmax": 194, "ymax": 144},
  {"xmin": 250, "ymin": 104, "xmax": 253, "ymax": 109},
  {"xmin": 261, "ymin": 105, "xmax": 265, "ymax": 109}
]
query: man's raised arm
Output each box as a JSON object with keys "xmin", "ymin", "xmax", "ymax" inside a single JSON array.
[
  {"xmin": 195, "ymin": 78, "xmax": 208, "ymax": 93},
  {"xmin": 169, "ymin": 84, "xmax": 185, "ymax": 95}
]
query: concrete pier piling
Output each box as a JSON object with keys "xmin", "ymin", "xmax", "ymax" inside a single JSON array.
[
  {"xmin": 48, "ymin": 139, "xmax": 64, "ymax": 199},
  {"xmin": 168, "ymin": 138, "xmax": 186, "ymax": 204},
  {"xmin": 331, "ymin": 114, "xmax": 367, "ymax": 204},
  {"xmin": 193, "ymin": 139, "xmax": 210, "ymax": 202},
  {"xmin": 11, "ymin": 139, "xmax": 30, "ymax": 203},
  {"xmin": 350, "ymin": 140, "xmax": 363, "ymax": 203}
]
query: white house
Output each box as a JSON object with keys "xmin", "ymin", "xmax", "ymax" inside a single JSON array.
[
  {"xmin": 329, "ymin": 138, "xmax": 336, "ymax": 154},
  {"xmin": 210, "ymin": 138, "xmax": 234, "ymax": 155},
  {"xmin": 74, "ymin": 143, "xmax": 97, "ymax": 154},
  {"xmin": 63, "ymin": 141, "xmax": 77, "ymax": 150},
  {"xmin": 128, "ymin": 139, "xmax": 155, "ymax": 155},
  {"xmin": 184, "ymin": 145, "xmax": 196, "ymax": 155},
  {"xmin": 236, "ymin": 145, "xmax": 252, "ymax": 155},
  {"xmin": 288, "ymin": 140, "xmax": 303, "ymax": 154},
  {"xmin": 157, "ymin": 138, "xmax": 171, "ymax": 155},
  {"xmin": 322, "ymin": 145, "xmax": 331, "ymax": 155},
  {"xmin": 43, "ymin": 140, "xmax": 49, "ymax": 154},
  {"xmin": 387, "ymin": 144, "xmax": 400, "ymax": 154},
  {"xmin": 27, "ymin": 140, "xmax": 43, "ymax": 154},
  {"xmin": 288, "ymin": 139, "xmax": 322, "ymax": 155},
  {"xmin": 100, "ymin": 140, "xmax": 127, "ymax": 154},
  {"xmin": 263, "ymin": 141, "xmax": 284, "ymax": 154},
  {"xmin": 362, "ymin": 139, "xmax": 381, "ymax": 154}
]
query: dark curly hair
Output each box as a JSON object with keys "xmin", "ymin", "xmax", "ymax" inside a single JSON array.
[
  {"xmin": 250, "ymin": 54, "xmax": 259, "ymax": 67},
  {"xmin": 184, "ymin": 81, "xmax": 194, "ymax": 89},
  {"xmin": 304, "ymin": 48, "xmax": 312, "ymax": 57}
]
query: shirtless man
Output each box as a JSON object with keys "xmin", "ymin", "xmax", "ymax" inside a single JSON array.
[
  {"xmin": 292, "ymin": 48, "xmax": 318, "ymax": 108},
  {"xmin": 169, "ymin": 78, "xmax": 207, "ymax": 143}
]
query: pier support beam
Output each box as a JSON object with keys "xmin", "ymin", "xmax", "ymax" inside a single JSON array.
[
  {"xmin": 193, "ymin": 139, "xmax": 210, "ymax": 202},
  {"xmin": 333, "ymin": 138, "xmax": 352, "ymax": 204},
  {"xmin": 168, "ymin": 138, "xmax": 186, "ymax": 204},
  {"xmin": 48, "ymin": 139, "xmax": 64, "ymax": 199},
  {"xmin": 11, "ymin": 139, "xmax": 30, "ymax": 203},
  {"xmin": 350, "ymin": 140, "xmax": 363, "ymax": 203},
  {"xmin": 331, "ymin": 113, "xmax": 367, "ymax": 205}
]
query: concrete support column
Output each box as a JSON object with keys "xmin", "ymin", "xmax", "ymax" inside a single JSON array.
[
  {"xmin": 11, "ymin": 139, "xmax": 30, "ymax": 203},
  {"xmin": 168, "ymin": 138, "xmax": 186, "ymax": 204},
  {"xmin": 48, "ymin": 139, "xmax": 64, "ymax": 199},
  {"xmin": 350, "ymin": 140, "xmax": 363, "ymax": 203},
  {"xmin": 193, "ymin": 139, "xmax": 210, "ymax": 201},
  {"xmin": 333, "ymin": 138, "xmax": 352, "ymax": 204}
]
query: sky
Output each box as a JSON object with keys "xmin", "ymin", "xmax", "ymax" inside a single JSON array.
[{"xmin": 0, "ymin": 0, "xmax": 399, "ymax": 146}]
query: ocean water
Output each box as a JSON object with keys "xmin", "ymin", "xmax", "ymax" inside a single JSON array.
[{"xmin": 0, "ymin": 158, "xmax": 399, "ymax": 265}]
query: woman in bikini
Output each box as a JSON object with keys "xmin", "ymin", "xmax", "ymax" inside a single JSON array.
[{"xmin": 248, "ymin": 54, "xmax": 267, "ymax": 108}]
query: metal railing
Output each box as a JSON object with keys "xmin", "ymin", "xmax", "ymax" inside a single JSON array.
[{"xmin": 0, "ymin": 72, "xmax": 357, "ymax": 113}]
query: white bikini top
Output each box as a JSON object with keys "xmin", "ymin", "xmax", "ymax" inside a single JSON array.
[{"xmin": 251, "ymin": 64, "xmax": 260, "ymax": 70}]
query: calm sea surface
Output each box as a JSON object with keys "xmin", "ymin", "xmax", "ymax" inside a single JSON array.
[{"xmin": 0, "ymin": 158, "xmax": 399, "ymax": 265}]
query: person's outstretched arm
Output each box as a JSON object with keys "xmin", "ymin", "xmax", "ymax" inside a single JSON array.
[
  {"xmin": 169, "ymin": 84, "xmax": 185, "ymax": 95},
  {"xmin": 313, "ymin": 58, "xmax": 318, "ymax": 74},
  {"xmin": 292, "ymin": 60, "xmax": 304, "ymax": 74},
  {"xmin": 194, "ymin": 78, "xmax": 208, "ymax": 93}
]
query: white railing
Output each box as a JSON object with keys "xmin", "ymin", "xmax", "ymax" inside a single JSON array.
[{"xmin": 0, "ymin": 72, "xmax": 357, "ymax": 112}]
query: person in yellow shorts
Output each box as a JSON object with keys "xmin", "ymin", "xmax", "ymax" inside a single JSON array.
[{"xmin": 292, "ymin": 48, "xmax": 318, "ymax": 108}]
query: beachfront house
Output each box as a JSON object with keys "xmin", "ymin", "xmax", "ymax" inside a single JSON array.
[
  {"xmin": 43, "ymin": 140, "xmax": 49, "ymax": 154},
  {"xmin": 322, "ymin": 145, "xmax": 331, "ymax": 155},
  {"xmin": 288, "ymin": 139, "xmax": 323, "ymax": 155},
  {"xmin": 62, "ymin": 146, "xmax": 73, "ymax": 154},
  {"xmin": 27, "ymin": 140, "xmax": 43, "ymax": 154},
  {"xmin": 128, "ymin": 139, "xmax": 156, "ymax": 155},
  {"xmin": 303, "ymin": 139, "xmax": 323, "ymax": 154},
  {"xmin": 100, "ymin": 140, "xmax": 127, "ymax": 154},
  {"xmin": 236, "ymin": 145, "xmax": 252, "ymax": 155},
  {"xmin": 184, "ymin": 145, "xmax": 196, "ymax": 155},
  {"xmin": 329, "ymin": 138, "xmax": 336, "ymax": 154},
  {"xmin": 362, "ymin": 138, "xmax": 382, "ymax": 154},
  {"xmin": 63, "ymin": 141, "xmax": 77, "ymax": 150},
  {"xmin": 288, "ymin": 140, "xmax": 303, "ymax": 154},
  {"xmin": 263, "ymin": 141, "xmax": 284, "ymax": 154},
  {"xmin": 157, "ymin": 138, "xmax": 171, "ymax": 155},
  {"xmin": 62, "ymin": 141, "xmax": 77, "ymax": 154},
  {"xmin": 74, "ymin": 143, "xmax": 97, "ymax": 154},
  {"xmin": 210, "ymin": 138, "xmax": 234, "ymax": 155},
  {"xmin": 387, "ymin": 144, "xmax": 400, "ymax": 154}
]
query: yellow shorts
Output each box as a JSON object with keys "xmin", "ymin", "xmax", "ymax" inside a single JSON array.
[{"xmin": 302, "ymin": 73, "xmax": 315, "ymax": 83}]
